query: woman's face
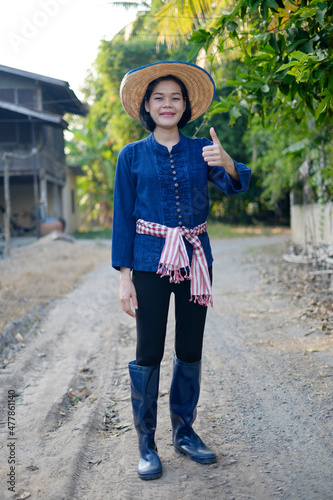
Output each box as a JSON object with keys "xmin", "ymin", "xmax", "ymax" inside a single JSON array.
[{"xmin": 145, "ymin": 80, "xmax": 186, "ymax": 131}]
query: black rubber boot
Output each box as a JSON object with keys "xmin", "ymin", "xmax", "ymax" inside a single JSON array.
[
  {"xmin": 169, "ymin": 354, "xmax": 217, "ymax": 464},
  {"xmin": 129, "ymin": 361, "xmax": 162, "ymax": 480}
]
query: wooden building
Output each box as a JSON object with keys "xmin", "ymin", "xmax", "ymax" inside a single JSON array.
[{"xmin": 0, "ymin": 64, "xmax": 87, "ymax": 238}]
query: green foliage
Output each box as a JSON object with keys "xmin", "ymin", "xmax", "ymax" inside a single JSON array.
[
  {"xmin": 246, "ymin": 118, "xmax": 306, "ymax": 205},
  {"xmin": 186, "ymin": 0, "xmax": 333, "ymax": 208},
  {"xmin": 66, "ymin": 114, "xmax": 116, "ymax": 225},
  {"xmin": 245, "ymin": 115, "xmax": 333, "ymax": 208},
  {"xmin": 189, "ymin": 0, "xmax": 333, "ymax": 128}
]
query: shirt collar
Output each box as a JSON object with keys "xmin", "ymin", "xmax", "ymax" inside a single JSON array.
[{"xmin": 148, "ymin": 131, "xmax": 186, "ymax": 154}]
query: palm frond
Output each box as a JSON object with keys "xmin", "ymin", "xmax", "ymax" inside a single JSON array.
[
  {"xmin": 106, "ymin": 1, "xmax": 149, "ymax": 10},
  {"xmin": 153, "ymin": 0, "xmax": 212, "ymax": 48}
]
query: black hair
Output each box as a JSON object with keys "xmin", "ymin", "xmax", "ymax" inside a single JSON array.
[{"xmin": 139, "ymin": 75, "xmax": 192, "ymax": 132}]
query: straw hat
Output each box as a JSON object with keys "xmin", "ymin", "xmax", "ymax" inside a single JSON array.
[{"xmin": 120, "ymin": 60, "xmax": 215, "ymax": 123}]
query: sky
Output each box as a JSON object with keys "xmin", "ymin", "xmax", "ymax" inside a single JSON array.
[{"xmin": 0, "ymin": 0, "xmax": 139, "ymax": 99}]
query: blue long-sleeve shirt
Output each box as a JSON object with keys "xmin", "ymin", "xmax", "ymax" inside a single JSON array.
[{"xmin": 112, "ymin": 132, "xmax": 251, "ymax": 271}]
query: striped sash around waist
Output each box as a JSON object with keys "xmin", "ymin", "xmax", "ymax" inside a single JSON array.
[{"xmin": 136, "ymin": 219, "xmax": 212, "ymax": 307}]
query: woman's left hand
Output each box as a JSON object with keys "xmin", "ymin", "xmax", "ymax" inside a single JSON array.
[{"xmin": 202, "ymin": 127, "xmax": 239, "ymax": 181}]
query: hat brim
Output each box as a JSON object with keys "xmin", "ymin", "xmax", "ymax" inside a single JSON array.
[{"xmin": 120, "ymin": 61, "xmax": 216, "ymax": 123}]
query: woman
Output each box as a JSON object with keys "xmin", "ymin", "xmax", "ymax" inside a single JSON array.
[{"xmin": 112, "ymin": 61, "xmax": 251, "ymax": 480}]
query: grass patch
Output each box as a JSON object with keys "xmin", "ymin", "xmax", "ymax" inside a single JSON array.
[
  {"xmin": 207, "ymin": 221, "xmax": 290, "ymax": 239},
  {"xmin": 72, "ymin": 228, "xmax": 112, "ymax": 240}
]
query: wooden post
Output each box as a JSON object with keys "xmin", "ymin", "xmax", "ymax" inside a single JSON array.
[
  {"xmin": 31, "ymin": 123, "xmax": 40, "ymax": 238},
  {"xmin": 3, "ymin": 154, "xmax": 11, "ymax": 258}
]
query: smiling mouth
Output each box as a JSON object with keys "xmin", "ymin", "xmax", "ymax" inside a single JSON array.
[{"xmin": 160, "ymin": 112, "xmax": 175, "ymax": 117}]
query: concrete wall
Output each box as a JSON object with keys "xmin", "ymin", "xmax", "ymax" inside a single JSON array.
[
  {"xmin": 62, "ymin": 168, "xmax": 79, "ymax": 234},
  {"xmin": 291, "ymin": 202, "xmax": 333, "ymax": 245}
]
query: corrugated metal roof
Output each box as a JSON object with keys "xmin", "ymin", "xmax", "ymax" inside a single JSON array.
[
  {"xmin": 0, "ymin": 64, "xmax": 88, "ymax": 117},
  {"xmin": 0, "ymin": 100, "xmax": 67, "ymax": 128}
]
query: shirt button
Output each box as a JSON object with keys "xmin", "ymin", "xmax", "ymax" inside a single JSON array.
[
  {"xmin": 170, "ymin": 159, "xmax": 174, "ymax": 164},
  {"xmin": 175, "ymin": 195, "xmax": 179, "ymax": 199},
  {"xmin": 173, "ymin": 177, "xmax": 177, "ymax": 181},
  {"xmin": 178, "ymin": 221, "xmax": 183, "ymax": 226},
  {"xmin": 175, "ymin": 190, "xmax": 178, "ymax": 194},
  {"xmin": 176, "ymin": 202, "xmax": 180, "ymax": 206},
  {"xmin": 170, "ymin": 155, "xmax": 173, "ymax": 159},
  {"xmin": 178, "ymin": 215, "xmax": 182, "ymax": 220},
  {"xmin": 177, "ymin": 208, "xmax": 181, "ymax": 213},
  {"xmin": 174, "ymin": 183, "xmax": 179, "ymax": 187},
  {"xmin": 172, "ymin": 170, "xmax": 177, "ymax": 175}
]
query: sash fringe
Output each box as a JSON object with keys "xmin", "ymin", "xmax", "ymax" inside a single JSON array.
[
  {"xmin": 191, "ymin": 294, "xmax": 213, "ymax": 307},
  {"xmin": 157, "ymin": 264, "xmax": 190, "ymax": 284}
]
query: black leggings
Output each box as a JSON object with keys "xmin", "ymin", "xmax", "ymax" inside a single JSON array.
[{"xmin": 132, "ymin": 268, "xmax": 212, "ymax": 366}]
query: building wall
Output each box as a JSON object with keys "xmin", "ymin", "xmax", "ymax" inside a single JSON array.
[
  {"xmin": 291, "ymin": 202, "xmax": 333, "ymax": 245},
  {"xmin": 0, "ymin": 178, "xmax": 36, "ymax": 233},
  {"xmin": 0, "ymin": 69, "xmax": 85, "ymax": 237},
  {"xmin": 0, "ymin": 74, "xmax": 41, "ymax": 110},
  {"xmin": 46, "ymin": 182, "xmax": 62, "ymax": 218}
]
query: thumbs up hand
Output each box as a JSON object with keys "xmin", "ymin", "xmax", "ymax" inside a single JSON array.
[{"xmin": 202, "ymin": 127, "xmax": 239, "ymax": 180}]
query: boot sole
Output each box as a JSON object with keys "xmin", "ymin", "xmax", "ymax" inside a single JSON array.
[
  {"xmin": 175, "ymin": 447, "xmax": 217, "ymax": 464},
  {"xmin": 138, "ymin": 470, "xmax": 163, "ymax": 480}
]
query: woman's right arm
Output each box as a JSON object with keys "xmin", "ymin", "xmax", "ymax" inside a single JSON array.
[
  {"xmin": 112, "ymin": 147, "xmax": 138, "ymax": 317},
  {"xmin": 119, "ymin": 267, "xmax": 138, "ymax": 318},
  {"xmin": 112, "ymin": 146, "xmax": 137, "ymax": 270}
]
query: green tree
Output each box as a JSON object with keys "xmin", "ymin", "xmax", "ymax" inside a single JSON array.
[
  {"xmin": 188, "ymin": 0, "xmax": 333, "ymax": 128},
  {"xmin": 246, "ymin": 116, "xmax": 333, "ymax": 206},
  {"xmin": 67, "ymin": 114, "xmax": 116, "ymax": 226},
  {"xmin": 185, "ymin": 0, "xmax": 333, "ymax": 210},
  {"xmin": 108, "ymin": 0, "xmax": 218, "ymax": 48}
]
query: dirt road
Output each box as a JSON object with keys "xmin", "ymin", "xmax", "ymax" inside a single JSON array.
[{"xmin": 1, "ymin": 235, "xmax": 332, "ymax": 500}]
